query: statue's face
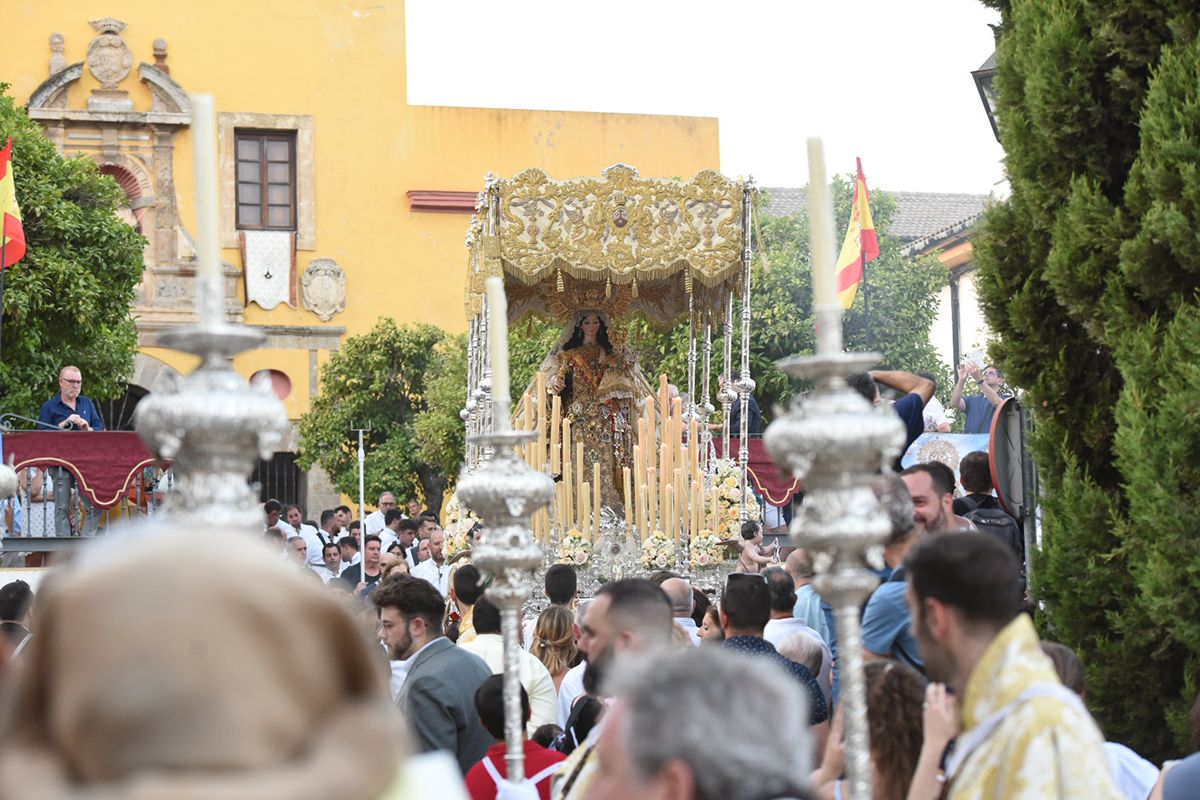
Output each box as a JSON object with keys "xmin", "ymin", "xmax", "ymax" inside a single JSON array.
[{"xmin": 581, "ymin": 315, "xmax": 602, "ymax": 340}]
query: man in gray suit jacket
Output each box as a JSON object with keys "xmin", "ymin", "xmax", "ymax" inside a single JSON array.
[{"xmin": 373, "ymin": 575, "xmax": 493, "ymax": 774}]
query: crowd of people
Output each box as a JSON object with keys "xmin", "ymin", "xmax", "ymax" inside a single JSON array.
[{"xmin": 0, "ymin": 374, "xmax": 1198, "ymax": 799}]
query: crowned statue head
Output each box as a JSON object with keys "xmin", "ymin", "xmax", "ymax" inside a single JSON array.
[{"xmin": 562, "ymin": 309, "xmax": 613, "ymax": 353}]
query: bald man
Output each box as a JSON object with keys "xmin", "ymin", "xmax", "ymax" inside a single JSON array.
[
  {"xmin": 38, "ymin": 365, "xmax": 105, "ymax": 536},
  {"xmin": 661, "ymin": 577, "xmax": 700, "ymax": 646}
]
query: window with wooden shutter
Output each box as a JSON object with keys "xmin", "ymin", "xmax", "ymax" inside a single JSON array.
[{"xmin": 234, "ymin": 131, "xmax": 296, "ymax": 231}]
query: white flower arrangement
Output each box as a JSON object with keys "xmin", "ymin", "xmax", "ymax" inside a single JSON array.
[
  {"xmin": 689, "ymin": 529, "xmax": 728, "ymax": 570},
  {"xmin": 557, "ymin": 528, "xmax": 592, "ymax": 566},
  {"xmin": 641, "ymin": 530, "xmax": 676, "ymax": 571},
  {"xmin": 443, "ymin": 493, "xmax": 480, "ymax": 532},
  {"xmin": 712, "ymin": 459, "xmax": 762, "ymax": 538},
  {"xmin": 443, "ymin": 522, "xmax": 470, "ymax": 558}
]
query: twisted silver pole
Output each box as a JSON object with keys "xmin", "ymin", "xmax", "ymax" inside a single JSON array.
[
  {"xmin": 457, "ymin": 425, "xmax": 554, "ymax": 783},
  {"xmin": 765, "ymin": 339, "xmax": 904, "ymax": 800},
  {"xmin": 720, "ymin": 292, "xmax": 734, "ymax": 460},
  {"xmin": 700, "ymin": 319, "xmax": 714, "ymax": 473},
  {"xmin": 737, "ymin": 181, "xmax": 755, "ymax": 522}
]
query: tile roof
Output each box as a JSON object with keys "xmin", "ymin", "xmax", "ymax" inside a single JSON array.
[{"xmin": 761, "ymin": 187, "xmax": 989, "ymax": 244}]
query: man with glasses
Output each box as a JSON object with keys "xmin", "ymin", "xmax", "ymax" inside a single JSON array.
[
  {"xmin": 951, "ymin": 362, "xmax": 1006, "ymax": 434},
  {"xmin": 363, "ymin": 491, "xmax": 397, "ymax": 535},
  {"xmin": 37, "ymin": 366, "xmax": 105, "ymax": 537}
]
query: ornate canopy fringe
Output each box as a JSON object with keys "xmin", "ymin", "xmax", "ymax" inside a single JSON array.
[{"xmin": 465, "ymin": 164, "xmax": 749, "ymax": 329}]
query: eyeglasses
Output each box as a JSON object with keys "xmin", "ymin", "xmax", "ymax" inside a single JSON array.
[{"xmin": 61, "ymin": 378, "xmax": 82, "ymax": 385}]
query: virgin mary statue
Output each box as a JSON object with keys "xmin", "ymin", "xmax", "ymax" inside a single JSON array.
[{"xmin": 536, "ymin": 310, "xmax": 654, "ymax": 511}]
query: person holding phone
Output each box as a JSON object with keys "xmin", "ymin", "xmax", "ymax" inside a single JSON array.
[{"xmin": 950, "ymin": 362, "xmax": 1004, "ymax": 434}]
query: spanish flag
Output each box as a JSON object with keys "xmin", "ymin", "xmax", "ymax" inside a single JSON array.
[
  {"xmin": 0, "ymin": 137, "xmax": 27, "ymax": 269},
  {"xmin": 835, "ymin": 158, "xmax": 879, "ymax": 310}
]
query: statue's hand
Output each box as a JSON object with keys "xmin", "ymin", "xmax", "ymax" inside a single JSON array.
[{"xmin": 549, "ymin": 375, "xmax": 565, "ymax": 394}]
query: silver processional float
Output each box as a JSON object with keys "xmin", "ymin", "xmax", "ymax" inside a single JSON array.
[{"xmin": 458, "ymin": 150, "xmax": 899, "ymax": 798}]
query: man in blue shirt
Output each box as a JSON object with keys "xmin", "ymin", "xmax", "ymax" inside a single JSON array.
[
  {"xmin": 862, "ymin": 484, "xmax": 925, "ymax": 670},
  {"xmin": 37, "ymin": 366, "xmax": 105, "ymax": 432},
  {"xmin": 950, "ymin": 362, "xmax": 1005, "ymax": 434},
  {"xmin": 846, "ymin": 369, "xmax": 936, "ymax": 457},
  {"xmin": 37, "ymin": 366, "xmax": 105, "ymax": 536}
]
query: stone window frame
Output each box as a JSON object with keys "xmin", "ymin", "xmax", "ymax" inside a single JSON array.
[
  {"xmin": 219, "ymin": 112, "xmax": 314, "ymax": 250},
  {"xmin": 234, "ymin": 130, "xmax": 298, "ymax": 231}
]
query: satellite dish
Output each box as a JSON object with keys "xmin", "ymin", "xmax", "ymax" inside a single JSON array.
[{"xmin": 989, "ymin": 397, "xmax": 1023, "ymax": 519}]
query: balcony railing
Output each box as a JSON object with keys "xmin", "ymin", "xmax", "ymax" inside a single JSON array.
[{"xmin": 0, "ymin": 420, "xmax": 173, "ymax": 558}]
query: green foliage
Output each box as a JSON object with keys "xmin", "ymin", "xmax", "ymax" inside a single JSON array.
[
  {"xmin": 297, "ymin": 320, "xmax": 448, "ymax": 511},
  {"xmin": 975, "ymin": 0, "xmax": 1200, "ymax": 759},
  {"xmin": 414, "ymin": 333, "xmax": 468, "ymax": 481},
  {"xmin": 631, "ymin": 178, "xmax": 948, "ymax": 421},
  {"xmin": 0, "ymin": 86, "xmax": 144, "ymax": 413}
]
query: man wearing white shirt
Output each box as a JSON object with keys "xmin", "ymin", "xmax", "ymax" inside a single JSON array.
[
  {"xmin": 661, "ymin": 577, "xmax": 701, "ymax": 646},
  {"xmin": 380, "ymin": 511, "xmax": 418, "ymax": 566},
  {"xmin": 262, "ymin": 499, "xmax": 289, "ymax": 535},
  {"xmin": 338, "ymin": 536, "xmax": 361, "ymax": 574},
  {"xmin": 282, "ymin": 505, "xmax": 324, "ymax": 567},
  {"xmin": 458, "ymin": 597, "xmax": 557, "ymax": 732},
  {"xmin": 334, "ymin": 505, "xmax": 352, "ymax": 536},
  {"xmin": 363, "ymin": 492, "xmax": 397, "ymax": 536},
  {"xmin": 312, "ymin": 510, "xmax": 341, "ymax": 556},
  {"xmin": 763, "ymin": 566, "xmax": 833, "ymax": 708},
  {"xmin": 373, "ymin": 576, "xmax": 492, "ymax": 774},
  {"xmin": 410, "ymin": 528, "xmax": 450, "ymax": 597},
  {"xmin": 284, "ymin": 504, "xmax": 313, "ymax": 534},
  {"xmin": 312, "ymin": 541, "xmax": 343, "ymax": 584}
]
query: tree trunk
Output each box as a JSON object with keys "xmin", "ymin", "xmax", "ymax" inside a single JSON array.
[{"xmin": 417, "ymin": 463, "xmax": 447, "ymax": 518}]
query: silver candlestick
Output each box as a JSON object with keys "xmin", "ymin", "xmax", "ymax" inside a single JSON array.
[
  {"xmin": 134, "ymin": 322, "xmax": 288, "ymax": 529},
  {"xmin": 764, "ymin": 315, "xmax": 905, "ymax": 800},
  {"xmin": 456, "ymin": 425, "xmax": 555, "ymax": 783},
  {"xmin": 134, "ymin": 93, "xmax": 288, "ymax": 528}
]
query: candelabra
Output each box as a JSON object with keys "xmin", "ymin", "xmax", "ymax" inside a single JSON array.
[
  {"xmin": 763, "ymin": 326, "xmax": 904, "ymax": 800},
  {"xmin": 456, "ymin": 426, "xmax": 555, "ymax": 782},
  {"xmin": 133, "ymin": 94, "xmax": 287, "ymax": 528},
  {"xmin": 134, "ymin": 320, "xmax": 288, "ymax": 529}
]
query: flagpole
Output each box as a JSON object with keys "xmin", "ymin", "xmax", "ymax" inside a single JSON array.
[
  {"xmin": 858, "ymin": 171, "xmax": 870, "ymax": 349},
  {"xmin": 0, "ymin": 237, "xmax": 6, "ymax": 367}
]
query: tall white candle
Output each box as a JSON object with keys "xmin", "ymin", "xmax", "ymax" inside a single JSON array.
[
  {"xmin": 485, "ymin": 276, "xmax": 511, "ymax": 421},
  {"xmin": 190, "ymin": 94, "xmax": 221, "ymax": 281},
  {"xmin": 806, "ymin": 138, "xmax": 837, "ymax": 308}
]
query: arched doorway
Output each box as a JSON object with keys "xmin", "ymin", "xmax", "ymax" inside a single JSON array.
[{"xmin": 95, "ymin": 383, "xmax": 149, "ymax": 431}]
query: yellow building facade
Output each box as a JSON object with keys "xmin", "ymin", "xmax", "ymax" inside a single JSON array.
[{"xmin": 3, "ymin": 1, "xmax": 720, "ymax": 509}]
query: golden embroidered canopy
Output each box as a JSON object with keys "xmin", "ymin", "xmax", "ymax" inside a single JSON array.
[{"xmin": 465, "ymin": 164, "xmax": 749, "ymax": 328}]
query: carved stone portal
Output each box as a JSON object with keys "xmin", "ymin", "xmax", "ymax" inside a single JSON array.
[{"xmin": 301, "ymin": 259, "xmax": 346, "ymax": 321}]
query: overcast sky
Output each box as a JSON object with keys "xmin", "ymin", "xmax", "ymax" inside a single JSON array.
[{"xmin": 406, "ymin": 0, "xmax": 1005, "ymax": 195}]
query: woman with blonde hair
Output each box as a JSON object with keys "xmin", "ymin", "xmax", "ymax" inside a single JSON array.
[{"xmin": 531, "ymin": 605, "xmax": 578, "ymax": 693}]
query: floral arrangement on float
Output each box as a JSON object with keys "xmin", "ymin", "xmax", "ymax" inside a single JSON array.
[
  {"xmin": 557, "ymin": 528, "xmax": 592, "ymax": 566},
  {"xmin": 712, "ymin": 458, "xmax": 762, "ymax": 538},
  {"xmin": 689, "ymin": 529, "xmax": 727, "ymax": 570},
  {"xmin": 442, "ymin": 493, "xmax": 480, "ymax": 533},
  {"xmin": 641, "ymin": 530, "xmax": 676, "ymax": 571},
  {"xmin": 443, "ymin": 522, "xmax": 471, "ymax": 558}
]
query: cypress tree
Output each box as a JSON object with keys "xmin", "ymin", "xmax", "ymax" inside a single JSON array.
[{"xmin": 974, "ymin": 0, "xmax": 1200, "ymax": 758}]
